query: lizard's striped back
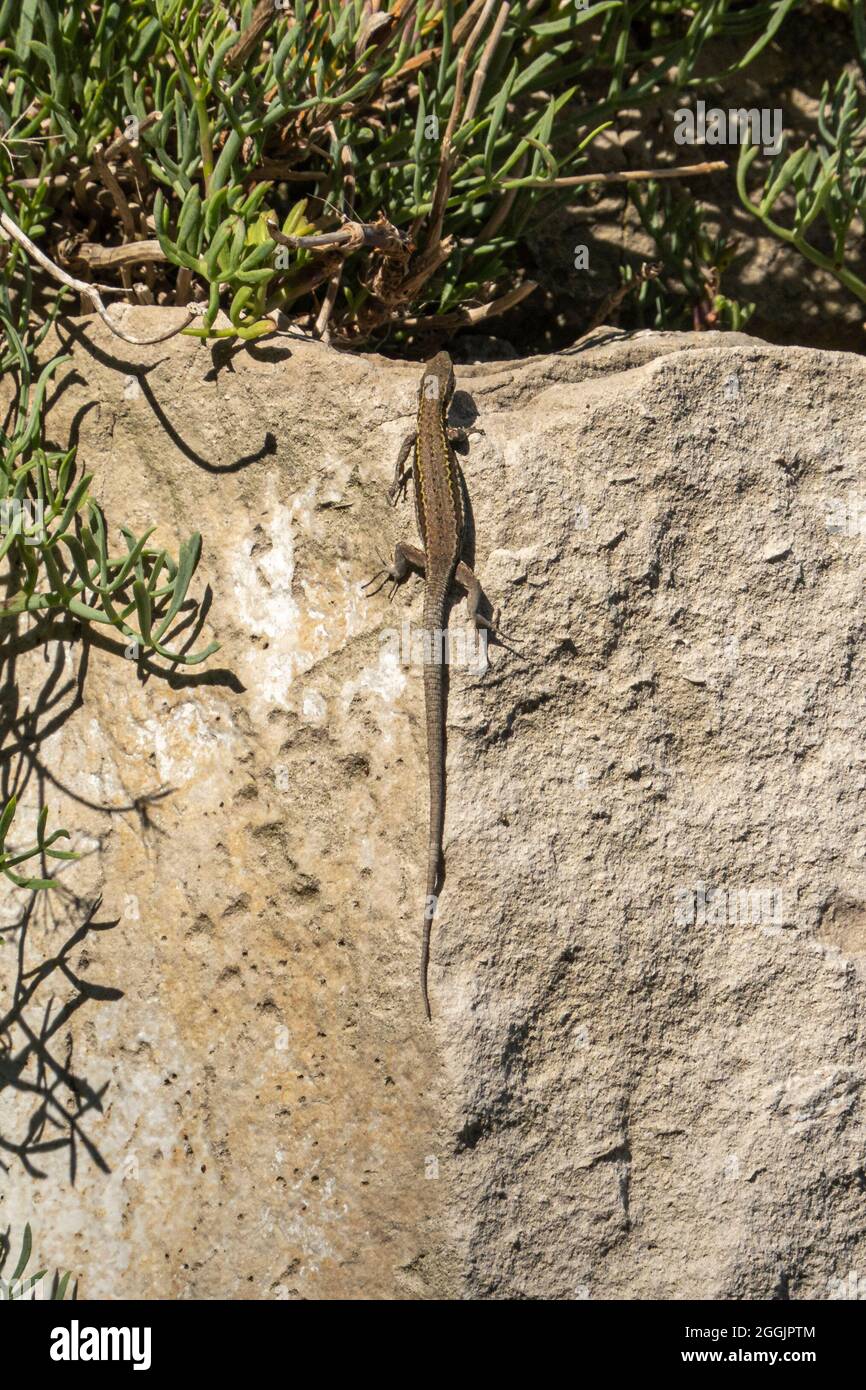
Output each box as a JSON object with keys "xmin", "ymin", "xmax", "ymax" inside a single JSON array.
[
  {"xmin": 413, "ymin": 351, "xmax": 465, "ymax": 1020},
  {"xmin": 414, "ymin": 352, "xmax": 464, "ymax": 578}
]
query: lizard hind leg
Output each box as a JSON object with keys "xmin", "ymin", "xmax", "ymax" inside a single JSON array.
[
  {"xmin": 455, "ymin": 560, "xmax": 498, "ymax": 631},
  {"xmin": 455, "ymin": 560, "xmax": 527, "ymax": 657},
  {"xmin": 362, "ymin": 541, "xmax": 426, "ymax": 600}
]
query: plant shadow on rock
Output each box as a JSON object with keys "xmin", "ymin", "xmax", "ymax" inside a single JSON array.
[
  {"xmin": 0, "ymin": 627, "xmax": 164, "ymax": 1183},
  {"xmin": 0, "ymin": 617, "xmax": 182, "ymax": 858},
  {"xmin": 0, "ymin": 892, "xmax": 122, "ymax": 1181},
  {"xmin": 54, "ymin": 319, "xmax": 281, "ymax": 479}
]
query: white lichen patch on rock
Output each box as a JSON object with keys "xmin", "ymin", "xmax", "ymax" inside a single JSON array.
[
  {"xmin": 228, "ymin": 478, "xmax": 375, "ymax": 711},
  {"xmin": 132, "ymin": 700, "xmax": 234, "ymax": 786}
]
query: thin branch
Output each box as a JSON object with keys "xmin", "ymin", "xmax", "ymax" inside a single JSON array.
[
  {"xmin": 10, "ymin": 173, "xmax": 72, "ymax": 189},
  {"xmin": 509, "ymin": 159, "xmax": 729, "ymax": 189},
  {"xmin": 422, "ymin": 0, "xmax": 498, "ymax": 253},
  {"xmin": 175, "ymin": 265, "xmax": 193, "ymax": 307},
  {"xmin": 315, "ymin": 269, "xmax": 342, "ymax": 341},
  {"xmin": 473, "ymin": 153, "xmax": 527, "ymax": 248},
  {"xmin": 225, "ymin": 0, "xmax": 282, "ymax": 70},
  {"xmin": 14, "ymin": 118, "xmax": 165, "ymax": 203},
  {"xmin": 0, "ymin": 211, "xmax": 203, "ymax": 345},
  {"xmin": 453, "ymin": 0, "xmax": 493, "ymax": 44},
  {"xmin": 91, "ymin": 144, "xmax": 137, "ymax": 243},
  {"xmin": 63, "ymin": 240, "xmax": 167, "ymax": 272},
  {"xmin": 103, "ymin": 111, "xmax": 161, "ymax": 162},
  {"xmin": 316, "ymin": 141, "xmax": 356, "ymax": 341},
  {"xmin": 400, "ymin": 235, "xmax": 455, "ymax": 299},
  {"xmin": 582, "ymin": 261, "xmax": 662, "ymax": 337},
  {"xmin": 243, "ymin": 162, "xmax": 328, "ymax": 184},
  {"xmin": 443, "ymin": 0, "xmax": 497, "ymax": 154},
  {"xmin": 463, "ymin": 2, "xmax": 511, "ymax": 130},
  {"xmin": 399, "ymin": 278, "xmax": 537, "ymax": 330},
  {"xmin": 268, "ymin": 216, "xmax": 408, "ymax": 256},
  {"xmin": 382, "ymin": 46, "xmax": 440, "ymax": 92}
]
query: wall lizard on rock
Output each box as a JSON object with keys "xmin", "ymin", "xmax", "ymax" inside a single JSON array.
[{"xmin": 364, "ymin": 352, "xmax": 498, "ymax": 1021}]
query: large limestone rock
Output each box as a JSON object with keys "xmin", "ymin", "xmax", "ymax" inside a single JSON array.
[{"xmin": 3, "ymin": 313, "xmax": 866, "ymax": 1299}]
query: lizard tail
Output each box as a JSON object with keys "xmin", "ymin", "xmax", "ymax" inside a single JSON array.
[
  {"xmin": 421, "ymin": 918, "xmax": 433, "ymax": 1022},
  {"xmin": 421, "ymin": 590, "xmax": 447, "ymax": 1022}
]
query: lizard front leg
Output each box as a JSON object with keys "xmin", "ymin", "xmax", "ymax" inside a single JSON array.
[
  {"xmin": 387, "ymin": 429, "xmax": 417, "ymax": 506},
  {"xmin": 447, "ymin": 425, "xmax": 483, "ymax": 451}
]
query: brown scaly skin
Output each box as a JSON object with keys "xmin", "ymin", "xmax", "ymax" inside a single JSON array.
[{"xmin": 363, "ymin": 352, "xmax": 498, "ymax": 1020}]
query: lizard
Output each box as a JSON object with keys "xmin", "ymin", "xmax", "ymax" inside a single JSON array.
[{"xmin": 363, "ymin": 351, "xmax": 498, "ymax": 1021}]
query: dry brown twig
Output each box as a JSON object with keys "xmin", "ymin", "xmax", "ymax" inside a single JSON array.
[
  {"xmin": 399, "ymin": 278, "xmax": 538, "ymax": 331},
  {"xmin": 91, "ymin": 144, "xmax": 138, "ymax": 289},
  {"xmin": 225, "ymin": 0, "xmax": 282, "ymax": 70},
  {"xmin": 453, "ymin": 0, "xmax": 494, "ymax": 45},
  {"xmin": 269, "ymin": 250, "xmax": 346, "ymax": 309},
  {"xmin": 581, "ymin": 261, "xmax": 662, "ymax": 338},
  {"xmin": 63, "ymin": 239, "xmax": 167, "ymax": 272},
  {"xmin": 104, "ymin": 112, "xmax": 161, "ymax": 212},
  {"xmin": 399, "ymin": 234, "xmax": 454, "ymax": 301},
  {"xmin": 315, "ymin": 142, "xmax": 357, "ymax": 341},
  {"xmin": 268, "ymin": 214, "xmax": 408, "ymax": 257},
  {"xmin": 0, "ymin": 209, "xmax": 203, "ymax": 344},
  {"xmin": 473, "ymin": 154, "xmax": 528, "ymax": 249},
  {"xmin": 417, "ymin": 0, "xmax": 500, "ymax": 279},
  {"xmin": 516, "ymin": 159, "xmax": 728, "ymax": 189},
  {"xmin": 103, "ymin": 110, "xmax": 161, "ymax": 162},
  {"xmin": 463, "ymin": 1, "xmax": 510, "ymax": 131}
]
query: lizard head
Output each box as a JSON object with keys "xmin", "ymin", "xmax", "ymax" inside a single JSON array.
[{"xmin": 419, "ymin": 351, "xmax": 454, "ymax": 411}]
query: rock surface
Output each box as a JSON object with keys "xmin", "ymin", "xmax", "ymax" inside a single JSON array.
[{"xmin": 3, "ymin": 313, "xmax": 866, "ymax": 1300}]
